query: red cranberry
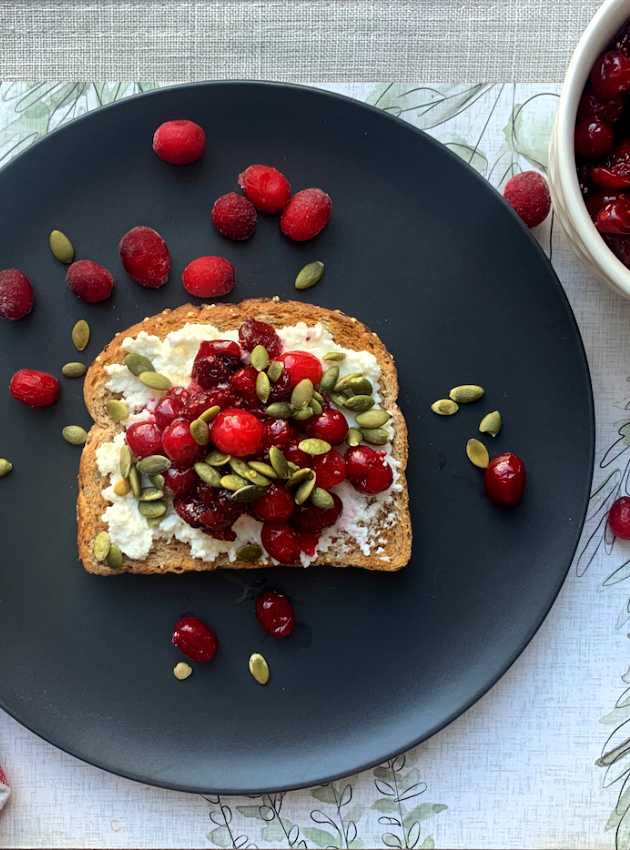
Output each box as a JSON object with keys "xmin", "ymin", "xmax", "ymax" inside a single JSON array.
[
  {"xmin": 577, "ymin": 88, "xmax": 624, "ymax": 124},
  {"xmin": 207, "ymin": 527, "xmax": 237, "ymax": 541},
  {"xmin": 66, "ymin": 259, "xmax": 114, "ymax": 303},
  {"xmin": 577, "ymin": 162, "xmax": 593, "ymax": 197},
  {"xmin": 263, "ymin": 418, "xmax": 297, "ymax": 449},
  {"xmin": 280, "ymin": 188, "xmax": 332, "ymax": 241},
  {"xmin": 277, "ymin": 351, "xmax": 323, "ymax": 387},
  {"xmin": 597, "ymin": 197, "xmax": 630, "ymax": 234},
  {"xmin": 152, "ymin": 119, "xmax": 206, "ymax": 165},
  {"xmin": 591, "ymin": 49, "xmax": 630, "ymax": 99},
  {"xmin": 284, "ymin": 438, "xmax": 310, "ymax": 467},
  {"xmin": 484, "ymin": 452, "xmax": 526, "ymax": 507},
  {"xmin": 0, "ymin": 269, "xmax": 34, "ymax": 320},
  {"xmin": 165, "ymin": 466, "xmax": 197, "ymax": 497},
  {"xmin": 162, "ymin": 417, "xmax": 203, "ymax": 467},
  {"xmin": 298, "ymin": 531, "xmax": 320, "ymax": 556},
  {"xmin": 585, "ymin": 191, "xmax": 619, "ymax": 220},
  {"xmin": 174, "ymin": 495, "xmax": 205, "ymax": 527},
  {"xmin": 119, "ymin": 225, "xmax": 171, "ymax": 288},
  {"xmin": 614, "ymin": 22, "xmax": 630, "ymax": 57},
  {"xmin": 230, "ymin": 365, "xmax": 259, "ymax": 405},
  {"xmin": 197, "ymin": 486, "xmax": 244, "ymax": 531},
  {"xmin": 172, "ymin": 615, "xmax": 218, "ymax": 663},
  {"xmin": 155, "ymin": 387, "xmax": 190, "ymax": 429},
  {"xmin": 238, "ymin": 318, "xmax": 282, "ymax": 358},
  {"xmin": 238, "ymin": 164, "xmax": 292, "ymax": 213},
  {"xmin": 253, "ymin": 484, "xmax": 295, "ymax": 521},
  {"xmin": 198, "ymin": 339, "xmax": 242, "ymax": 360},
  {"xmin": 211, "ymin": 407, "xmax": 264, "ymax": 457},
  {"xmin": 608, "ymin": 496, "xmax": 630, "ymax": 539},
  {"xmin": 9, "ymin": 368, "xmax": 59, "ymax": 407},
  {"xmin": 183, "ymin": 384, "xmax": 235, "ymax": 420},
  {"xmin": 345, "ymin": 445, "xmax": 393, "ymax": 495},
  {"xmin": 591, "ymin": 140, "xmax": 630, "ymax": 190},
  {"xmin": 305, "ymin": 408, "xmax": 348, "ymax": 445},
  {"xmin": 256, "ymin": 590, "xmax": 296, "ymax": 638},
  {"xmin": 191, "ymin": 351, "xmax": 233, "ymax": 390},
  {"xmin": 313, "ymin": 449, "xmax": 346, "ymax": 490},
  {"xmin": 211, "ymin": 192, "xmax": 257, "ymax": 241},
  {"xmin": 292, "ymin": 493, "xmax": 343, "ymax": 532},
  {"xmin": 125, "ymin": 421, "xmax": 163, "ymax": 458},
  {"xmin": 503, "ymin": 171, "xmax": 551, "ymax": 228},
  {"xmin": 268, "ymin": 368, "xmax": 292, "ymax": 402},
  {"xmin": 261, "ymin": 521, "xmax": 301, "ymax": 564},
  {"xmin": 182, "ymin": 256, "xmax": 235, "ymax": 298},
  {"xmin": 575, "ymin": 118, "xmax": 615, "ymax": 159}
]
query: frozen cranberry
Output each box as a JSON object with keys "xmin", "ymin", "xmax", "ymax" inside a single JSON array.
[
  {"xmin": 577, "ymin": 88, "xmax": 624, "ymax": 124},
  {"xmin": 211, "ymin": 407, "xmax": 264, "ymax": 457},
  {"xmin": 345, "ymin": 446, "xmax": 393, "ymax": 495},
  {"xmin": 280, "ymin": 188, "xmax": 332, "ymax": 241},
  {"xmin": 211, "ymin": 192, "xmax": 257, "ymax": 241},
  {"xmin": 503, "ymin": 171, "xmax": 551, "ymax": 228},
  {"xmin": 162, "ymin": 417, "xmax": 203, "ymax": 467},
  {"xmin": 263, "ymin": 418, "xmax": 297, "ymax": 449},
  {"xmin": 0, "ymin": 269, "xmax": 34, "ymax": 320},
  {"xmin": 66, "ymin": 259, "xmax": 114, "ymax": 303},
  {"xmin": 585, "ymin": 191, "xmax": 619, "ymax": 220},
  {"xmin": 253, "ymin": 484, "xmax": 295, "ymax": 521},
  {"xmin": 182, "ymin": 256, "xmax": 235, "ymax": 298},
  {"xmin": 261, "ymin": 521, "xmax": 301, "ymax": 564},
  {"xmin": 305, "ymin": 408, "xmax": 348, "ymax": 445},
  {"xmin": 9, "ymin": 368, "xmax": 59, "ymax": 408},
  {"xmin": 609, "ymin": 496, "xmax": 630, "ymax": 539},
  {"xmin": 239, "ymin": 318, "xmax": 282, "ymax": 358},
  {"xmin": 172, "ymin": 615, "xmax": 218, "ymax": 663},
  {"xmin": 484, "ymin": 452, "xmax": 526, "ymax": 507},
  {"xmin": 238, "ymin": 164, "xmax": 292, "ymax": 213},
  {"xmin": 277, "ymin": 351, "xmax": 323, "ymax": 387},
  {"xmin": 152, "ymin": 119, "xmax": 206, "ymax": 165},
  {"xmin": 575, "ymin": 118, "xmax": 615, "ymax": 159},
  {"xmin": 313, "ymin": 450, "xmax": 346, "ymax": 490},
  {"xmin": 284, "ymin": 438, "xmax": 310, "ymax": 467},
  {"xmin": 256, "ymin": 590, "xmax": 295, "ymax": 638},
  {"xmin": 191, "ymin": 345, "xmax": 234, "ymax": 390},
  {"xmin": 597, "ymin": 197, "xmax": 630, "ymax": 234},
  {"xmin": 119, "ymin": 225, "xmax": 171, "ymax": 288},
  {"xmin": 165, "ymin": 466, "xmax": 197, "ymax": 497},
  {"xmin": 155, "ymin": 387, "xmax": 189, "ymax": 429},
  {"xmin": 125, "ymin": 421, "xmax": 163, "ymax": 458},
  {"xmin": 292, "ymin": 493, "xmax": 343, "ymax": 532},
  {"xmin": 230, "ymin": 365, "xmax": 259, "ymax": 405},
  {"xmin": 591, "ymin": 49, "xmax": 630, "ymax": 99},
  {"xmin": 268, "ymin": 368, "xmax": 292, "ymax": 402},
  {"xmin": 197, "ymin": 486, "xmax": 244, "ymax": 531},
  {"xmin": 604, "ymin": 234, "xmax": 630, "ymax": 267}
]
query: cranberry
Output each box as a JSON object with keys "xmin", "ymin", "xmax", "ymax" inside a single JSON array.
[
  {"xmin": 263, "ymin": 418, "xmax": 297, "ymax": 449},
  {"xmin": 238, "ymin": 164, "xmax": 292, "ymax": 213},
  {"xmin": 345, "ymin": 445, "xmax": 393, "ymax": 495},
  {"xmin": 292, "ymin": 493, "xmax": 343, "ymax": 532},
  {"xmin": 268, "ymin": 368, "xmax": 292, "ymax": 402},
  {"xmin": 66, "ymin": 259, "xmax": 114, "ymax": 303},
  {"xmin": 312, "ymin": 449, "xmax": 346, "ymax": 489},
  {"xmin": 9, "ymin": 368, "xmax": 59, "ymax": 408},
  {"xmin": 172, "ymin": 615, "xmax": 218, "ymax": 663},
  {"xmin": 575, "ymin": 118, "xmax": 615, "ymax": 159},
  {"xmin": 253, "ymin": 484, "xmax": 295, "ymax": 521},
  {"xmin": 197, "ymin": 486, "xmax": 244, "ymax": 531},
  {"xmin": 585, "ymin": 191, "xmax": 619, "ymax": 220},
  {"xmin": 162, "ymin": 417, "xmax": 203, "ymax": 467},
  {"xmin": 238, "ymin": 318, "xmax": 282, "ymax": 358},
  {"xmin": 484, "ymin": 452, "xmax": 526, "ymax": 507},
  {"xmin": 608, "ymin": 496, "xmax": 630, "ymax": 539},
  {"xmin": 305, "ymin": 408, "xmax": 348, "ymax": 445},
  {"xmin": 183, "ymin": 384, "xmax": 235, "ymax": 420},
  {"xmin": 211, "ymin": 407, "xmax": 264, "ymax": 457},
  {"xmin": 256, "ymin": 590, "xmax": 296, "ymax": 638},
  {"xmin": 155, "ymin": 387, "xmax": 189, "ymax": 429},
  {"xmin": 284, "ymin": 438, "xmax": 310, "ymax": 467},
  {"xmin": 298, "ymin": 531, "xmax": 320, "ymax": 556},
  {"xmin": 211, "ymin": 192, "xmax": 257, "ymax": 241},
  {"xmin": 502, "ymin": 171, "xmax": 551, "ymax": 228},
  {"xmin": 174, "ymin": 495, "xmax": 205, "ymax": 527},
  {"xmin": 165, "ymin": 465, "xmax": 197, "ymax": 497},
  {"xmin": 207, "ymin": 527, "xmax": 237, "ymax": 541},
  {"xmin": 230, "ymin": 365, "xmax": 259, "ymax": 405},
  {"xmin": 278, "ymin": 351, "xmax": 323, "ymax": 387},
  {"xmin": 261, "ymin": 521, "xmax": 301, "ymax": 564},
  {"xmin": 182, "ymin": 256, "xmax": 235, "ymax": 298},
  {"xmin": 591, "ymin": 141, "xmax": 630, "ymax": 190},
  {"xmin": 125, "ymin": 421, "xmax": 163, "ymax": 458},
  {"xmin": 596, "ymin": 197, "xmax": 630, "ymax": 235},
  {"xmin": 280, "ymin": 188, "xmax": 332, "ymax": 241},
  {"xmin": 577, "ymin": 88, "xmax": 624, "ymax": 124},
  {"xmin": 119, "ymin": 225, "xmax": 171, "ymax": 288},
  {"xmin": 577, "ymin": 162, "xmax": 593, "ymax": 197},
  {"xmin": 614, "ymin": 22, "xmax": 630, "ymax": 57},
  {"xmin": 198, "ymin": 339, "xmax": 242, "ymax": 360},
  {"xmin": 0, "ymin": 269, "xmax": 34, "ymax": 320},
  {"xmin": 152, "ymin": 119, "xmax": 206, "ymax": 165},
  {"xmin": 591, "ymin": 49, "xmax": 630, "ymax": 99},
  {"xmin": 191, "ymin": 351, "xmax": 233, "ymax": 390}
]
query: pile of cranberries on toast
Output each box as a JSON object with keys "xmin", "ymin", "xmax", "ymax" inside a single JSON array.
[{"xmin": 78, "ymin": 300, "xmax": 410, "ymax": 574}]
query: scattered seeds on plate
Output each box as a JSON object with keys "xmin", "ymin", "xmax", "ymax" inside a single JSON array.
[{"xmin": 173, "ymin": 661, "xmax": 193, "ymax": 681}]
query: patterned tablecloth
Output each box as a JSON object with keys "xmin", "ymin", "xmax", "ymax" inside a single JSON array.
[{"xmin": 1, "ymin": 82, "xmax": 630, "ymax": 850}]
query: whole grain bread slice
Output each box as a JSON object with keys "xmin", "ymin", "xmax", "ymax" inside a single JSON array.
[{"xmin": 78, "ymin": 299, "xmax": 410, "ymax": 575}]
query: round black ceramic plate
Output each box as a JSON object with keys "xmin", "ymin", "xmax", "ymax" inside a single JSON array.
[{"xmin": 0, "ymin": 82, "xmax": 594, "ymax": 794}]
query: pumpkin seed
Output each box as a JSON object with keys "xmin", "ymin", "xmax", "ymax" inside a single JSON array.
[
  {"xmin": 150, "ymin": 473, "xmax": 165, "ymax": 489},
  {"xmin": 291, "ymin": 378, "xmax": 313, "ymax": 409},
  {"xmin": 249, "ymin": 652, "xmax": 270, "ymax": 685},
  {"xmin": 139, "ymin": 371, "xmax": 171, "ymax": 391},
  {"xmin": 231, "ymin": 457, "xmax": 270, "ymax": 486},
  {"xmin": 49, "ymin": 229, "xmax": 75, "ymax": 263},
  {"xmin": 62, "ymin": 425, "xmax": 87, "ymax": 445},
  {"xmin": 269, "ymin": 446, "xmax": 289, "ymax": 479},
  {"xmin": 330, "ymin": 392, "xmax": 347, "ymax": 407},
  {"xmin": 346, "ymin": 377, "xmax": 374, "ymax": 397},
  {"xmin": 251, "ymin": 344, "xmax": 269, "ymax": 371},
  {"xmin": 311, "ymin": 487, "xmax": 334, "ymax": 509},
  {"xmin": 266, "ymin": 402, "xmax": 293, "ymax": 418},
  {"xmin": 62, "ymin": 361, "xmax": 87, "ymax": 379},
  {"xmin": 129, "ymin": 465, "xmax": 141, "ymax": 498},
  {"xmin": 310, "ymin": 397, "xmax": 323, "ymax": 415},
  {"xmin": 256, "ymin": 370, "xmax": 271, "ymax": 403},
  {"xmin": 361, "ymin": 427, "xmax": 389, "ymax": 445},
  {"xmin": 0, "ymin": 458, "xmax": 13, "ymax": 477},
  {"xmin": 344, "ymin": 395, "xmax": 374, "ymax": 412},
  {"xmin": 194, "ymin": 462, "xmax": 222, "ymax": 487},
  {"xmin": 299, "ymin": 437, "xmax": 331, "ymax": 455},
  {"xmin": 220, "ymin": 474, "xmax": 249, "ymax": 491},
  {"xmin": 199, "ymin": 405, "xmax": 220, "ymax": 423},
  {"xmin": 124, "ymin": 352, "xmax": 154, "ymax": 376},
  {"xmin": 288, "ymin": 467, "xmax": 314, "ymax": 487},
  {"xmin": 113, "ymin": 478, "xmax": 130, "ymax": 497},
  {"xmin": 287, "ymin": 461, "xmax": 299, "ymax": 474},
  {"xmin": 93, "ymin": 531, "xmax": 111, "ymax": 562},
  {"xmin": 292, "ymin": 405, "xmax": 314, "ymax": 421},
  {"xmin": 449, "ymin": 384, "xmax": 485, "ymax": 404},
  {"xmin": 246, "ymin": 469, "xmax": 271, "ymax": 487},
  {"xmin": 248, "ymin": 460, "xmax": 278, "ymax": 479},
  {"xmin": 431, "ymin": 398, "xmax": 459, "ymax": 416},
  {"xmin": 267, "ymin": 360, "xmax": 284, "ymax": 383},
  {"xmin": 295, "ymin": 472, "xmax": 317, "ymax": 505},
  {"xmin": 137, "ymin": 455, "xmax": 171, "ymax": 475},
  {"xmin": 356, "ymin": 408, "xmax": 390, "ymax": 429},
  {"xmin": 119, "ymin": 445, "xmax": 132, "ymax": 479},
  {"xmin": 479, "ymin": 410, "xmax": 502, "ymax": 437},
  {"xmin": 71, "ymin": 319, "xmax": 90, "ymax": 352},
  {"xmin": 173, "ymin": 661, "xmax": 192, "ymax": 680},
  {"xmin": 146, "ymin": 517, "xmax": 162, "ymax": 528},
  {"xmin": 320, "ymin": 365, "xmax": 339, "ymax": 392},
  {"xmin": 139, "ymin": 487, "xmax": 164, "ymax": 502},
  {"xmin": 323, "ymin": 351, "xmax": 345, "ymax": 363},
  {"xmin": 206, "ymin": 450, "xmax": 230, "ymax": 467},
  {"xmin": 313, "ymin": 390, "xmax": 324, "ymax": 403},
  {"xmin": 334, "ymin": 372, "xmax": 363, "ymax": 393},
  {"xmin": 295, "ymin": 260, "xmax": 324, "ymax": 290},
  {"xmin": 138, "ymin": 501, "xmax": 167, "ymax": 518},
  {"xmin": 236, "ymin": 543, "xmax": 263, "ymax": 561},
  {"xmin": 232, "ymin": 484, "xmax": 267, "ymax": 503},
  {"xmin": 106, "ymin": 544, "xmax": 123, "ymax": 569},
  {"xmin": 106, "ymin": 398, "xmax": 129, "ymax": 423},
  {"xmin": 346, "ymin": 427, "xmax": 362, "ymax": 447},
  {"xmin": 229, "ymin": 458, "xmax": 253, "ymax": 479},
  {"xmin": 190, "ymin": 418, "xmax": 210, "ymax": 446},
  {"xmin": 466, "ymin": 438, "xmax": 490, "ymax": 469}
]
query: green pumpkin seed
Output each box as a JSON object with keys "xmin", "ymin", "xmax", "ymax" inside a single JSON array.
[
  {"xmin": 138, "ymin": 501, "xmax": 167, "ymax": 518},
  {"xmin": 267, "ymin": 361, "xmax": 284, "ymax": 383},
  {"xmin": 344, "ymin": 395, "xmax": 374, "ymax": 412},
  {"xmin": 62, "ymin": 425, "xmax": 87, "ymax": 445},
  {"xmin": 129, "ymin": 465, "xmax": 141, "ymax": 498},
  {"xmin": 139, "ymin": 487, "xmax": 164, "ymax": 502},
  {"xmin": 310, "ymin": 397, "xmax": 323, "ymax": 416},
  {"xmin": 106, "ymin": 398, "xmax": 129, "ymax": 423},
  {"xmin": 206, "ymin": 450, "xmax": 230, "ymax": 466},
  {"xmin": 313, "ymin": 390, "xmax": 324, "ymax": 403},
  {"xmin": 247, "ymin": 469, "xmax": 271, "ymax": 487},
  {"xmin": 449, "ymin": 384, "xmax": 485, "ymax": 404},
  {"xmin": 199, "ymin": 405, "xmax": 220, "ymax": 423},
  {"xmin": 106, "ymin": 544, "xmax": 123, "ymax": 569},
  {"xmin": 93, "ymin": 531, "xmax": 111, "ymax": 562},
  {"xmin": 194, "ymin": 462, "xmax": 222, "ymax": 487},
  {"xmin": 266, "ymin": 402, "xmax": 293, "ymax": 419},
  {"xmin": 248, "ymin": 460, "xmax": 278, "ymax": 479},
  {"xmin": 220, "ymin": 474, "xmax": 249, "ymax": 491},
  {"xmin": 251, "ymin": 344, "xmax": 269, "ymax": 371},
  {"xmin": 249, "ymin": 652, "xmax": 270, "ymax": 685},
  {"xmin": 346, "ymin": 427, "xmax": 362, "ymax": 447},
  {"xmin": 229, "ymin": 458, "xmax": 253, "ymax": 479},
  {"xmin": 269, "ymin": 446, "xmax": 289, "ymax": 479},
  {"xmin": 114, "ymin": 478, "xmax": 130, "ymax": 497},
  {"xmin": 356, "ymin": 408, "xmax": 390, "ymax": 429},
  {"xmin": 236, "ymin": 543, "xmax": 263, "ymax": 561},
  {"xmin": 361, "ymin": 427, "xmax": 389, "ymax": 446},
  {"xmin": 124, "ymin": 352, "xmax": 154, "ymax": 376},
  {"xmin": 323, "ymin": 351, "xmax": 346, "ymax": 363},
  {"xmin": 431, "ymin": 398, "xmax": 459, "ymax": 416},
  {"xmin": 146, "ymin": 516, "xmax": 162, "ymax": 528},
  {"xmin": 299, "ymin": 437, "xmax": 331, "ymax": 456},
  {"xmin": 49, "ymin": 229, "xmax": 75, "ymax": 263},
  {"xmin": 320, "ymin": 365, "xmax": 339, "ymax": 393},
  {"xmin": 295, "ymin": 472, "xmax": 317, "ymax": 505},
  {"xmin": 119, "ymin": 445, "xmax": 132, "ymax": 479},
  {"xmin": 62, "ymin": 361, "xmax": 87, "ymax": 379},
  {"xmin": 466, "ymin": 438, "xmax": 490, "ymax": 469},
  {"xmin": 288, "ymin": 467, "xmax": 314, "ymax": 487},
  {"xmin": 311, "ymin": 487, "xmax": 334, "ymax": 509},
  {"xmin": 292, "ymin": 405, "xmax": 314, "ymax": 421},
  {"xmin": 340, "ymin": 376, "xmax": 373, "ymax": 397},
  {"xmin": 330, "ymin": 392, "xmax": 347, "ymax": 408},
  {"xmin": 137, "ymin": 455, "xmax": 171, "ymax": 475},
  {"xmin": 139, "ymin": 371, "xmax": 171, "ymax": 391},
  {"xmin": 295, "ymin": 260, "xmax": 325, "ymax": 291},
  {"xmin": 150, "ymin": 473, "xmax": 165, "ymax": 489},
  {"xmin": 479, "ymin": 410, "xmax": 502, "ymax": 437},
  {"xmin": 256, "ymin": 371, "xmax": 271, "ymax": 403},
  {"xmin": 230, "ymin": 457, "xmax": 270, "ymax": 486},
  {"xmin": 0, "ymin": 458, "xmax": 13, "ymax": 477},
  {"xmin": 232, "ymin": 484, "xmax": 267, "ymax": 503},
  {"xmin": 334, "ymin": 372, "xmax": 363, "ymax": 393},
  {"xmin": 71, "ymin": 319, "xmax": 90, "ymax": 352},
  {"xmin": 291, "ymin": 378, "xmax": 313, "ymax": 409},
  {"xmin": 190, "ymin": 418, "xmax": 210, "ymax": 446}
]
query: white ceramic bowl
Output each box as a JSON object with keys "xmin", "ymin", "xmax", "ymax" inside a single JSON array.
[{"xmin": 549, "ymin": 0, "xmax": 630, "ymax": 299}]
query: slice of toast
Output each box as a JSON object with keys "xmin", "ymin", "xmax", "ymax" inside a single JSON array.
[{"xmin": 78, "ymin": 299, "xmax": 410, "ymax": 575}]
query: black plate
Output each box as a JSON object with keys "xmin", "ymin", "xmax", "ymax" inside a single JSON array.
[{"xmin": 0, "ymin": 82, "xmax": 594, "ymax": 794}]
